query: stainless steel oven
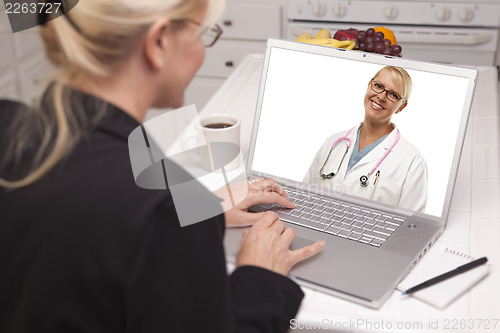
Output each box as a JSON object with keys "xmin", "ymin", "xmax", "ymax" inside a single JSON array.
[{"xmin": 287, "ymin": 0, "xmax": 500, "ymax": 66}]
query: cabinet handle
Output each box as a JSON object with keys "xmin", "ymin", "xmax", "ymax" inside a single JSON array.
[
  {"xmin": 225, "ymin": 61, "xmax": 234, "ymax": 67},
  {"xmin": 223, "ymin": 20, "xmax": 232, "ymax": 26}
]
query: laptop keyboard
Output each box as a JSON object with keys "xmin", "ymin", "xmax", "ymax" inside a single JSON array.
[{"xmin": 257, "ymin": 185, "xmax": 406, "ymax": 247}]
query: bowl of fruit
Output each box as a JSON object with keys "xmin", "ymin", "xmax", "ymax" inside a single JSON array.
[{"xmin": 295, "ymin": 26, "xmax": 403, "ymax": 57}]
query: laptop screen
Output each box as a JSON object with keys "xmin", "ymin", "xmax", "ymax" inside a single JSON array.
[{"xmin": 249, "ymin": 41, "xmax": 476, "ymax": 218}]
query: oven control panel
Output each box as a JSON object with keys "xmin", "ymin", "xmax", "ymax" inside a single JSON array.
[{"xmin": 287, "ymin": 0, "xmax": 500, "ymax": 28}]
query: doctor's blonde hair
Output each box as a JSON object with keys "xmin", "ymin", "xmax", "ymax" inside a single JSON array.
[
  {"xmin": 372, "ymin": 66, "xmax": 412, "ymax": 102},
  {"xmin": 0, "ymin": 0, "xmax": 225, "ymax": 189}
]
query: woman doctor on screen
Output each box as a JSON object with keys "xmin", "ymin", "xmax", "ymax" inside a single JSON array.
[{"xmin": 303, "ymin": 66, "xmax": 428, "ymax": 212}]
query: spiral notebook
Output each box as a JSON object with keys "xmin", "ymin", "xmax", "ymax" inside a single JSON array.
[{"xmin": 397, "ymin": 245, "xmax": 490, "ymax": 309}]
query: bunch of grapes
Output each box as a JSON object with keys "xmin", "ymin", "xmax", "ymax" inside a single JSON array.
[{"xmin": 356, "ymin": 28, "xmax": 402, "ymax": 57}]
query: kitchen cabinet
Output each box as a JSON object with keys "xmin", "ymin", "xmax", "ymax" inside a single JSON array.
[{"xmin": 184, "ymin": 0, "xmax": 286, "ymax": 111}]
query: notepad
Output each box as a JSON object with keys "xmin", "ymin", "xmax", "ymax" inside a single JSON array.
[{"xmin": 397, "ymin": 245, "xmax": 490, "ymax": 309}]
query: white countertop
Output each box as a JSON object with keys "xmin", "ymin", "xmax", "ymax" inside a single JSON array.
[{"xmin": 202, "ymin": 54, "xmax": 500, "ymax": 332}]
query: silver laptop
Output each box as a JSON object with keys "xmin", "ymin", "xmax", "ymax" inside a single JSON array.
[{"xmin": 224, "ymin": 39, "xmax": 477, "ymax": 308}]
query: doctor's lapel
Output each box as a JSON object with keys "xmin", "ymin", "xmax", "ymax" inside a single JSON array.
[{"xmin": 336, "ymin": 124, "xmax": 361, "ymax": 178}]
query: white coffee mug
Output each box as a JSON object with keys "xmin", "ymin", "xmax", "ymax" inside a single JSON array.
[{"xmin": 198, "ymin": 113, "xmax": 241, "ymax": 172}]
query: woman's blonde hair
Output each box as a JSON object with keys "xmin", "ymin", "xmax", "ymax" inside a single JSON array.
[
  {"xmin": 0, "ymin": 0, "xmax": 225, "ymax": 189},
  {"xmin": 372, "ymin": 66, "xmax": 412, "ymax": 102}
]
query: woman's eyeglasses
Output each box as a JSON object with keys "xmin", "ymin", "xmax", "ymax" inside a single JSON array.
[
  {"xmin": 182, "ymin": 19, "xmax": 223, "ymax": 48},
  {"xmin": 370, "ymin": 80, "xmax": 405, "ymax": 103}
]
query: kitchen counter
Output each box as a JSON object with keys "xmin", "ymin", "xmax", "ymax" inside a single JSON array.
[{"xmin": 201, "ymin": 54, "xmax": 500, "ymax": 332}]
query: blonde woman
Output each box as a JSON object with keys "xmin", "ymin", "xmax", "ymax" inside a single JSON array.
[
  {"xmin": 304, "ymin": 66, "xmax": 428, "ymax": 212},
  {"xmin": 0, "ymin": 1, "xmax": 323, "ymax": 332}
]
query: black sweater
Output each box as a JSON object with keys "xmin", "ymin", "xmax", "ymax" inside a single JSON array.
[{"xmin": 0, "ymin": 94, "xmax": 303, "ymax": 333}]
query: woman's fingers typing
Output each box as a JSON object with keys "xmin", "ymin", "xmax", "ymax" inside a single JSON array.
[
  {"xmin": 223, "ymin": 176, "xmax": 298, "ymax": 227},
  {"xmin": 257, "ymin": 211, "xmax": 281, "ymax": 228},
  {"xmin": 248, "ymin": 178, "xmax": 295, "ymax": 209},
  {"xmin": 269, "ymin": 217, "xmax": 286, "ymax": 235},
  {"xmin": 224, "ymin": 177, "xmax": 297, "ymax": 228}
]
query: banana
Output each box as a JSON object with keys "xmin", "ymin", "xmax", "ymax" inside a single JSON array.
[
  {"xmin": 315, "ymin": 28, "xmax": 331, "ymax": 39},
  {"xmin": 300, "ymin": 38, "xmax": 357, "ymax": 50},
  {"xmin": 295, "ymin": 33, "xmax": 313, "ymax": 42},
  {"xmin": 344, "ymin": 40, "xmax": 357, "ymax": 50}
]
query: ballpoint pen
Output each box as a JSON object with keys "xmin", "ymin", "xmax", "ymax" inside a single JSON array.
[{"xmin": 402, "ymin": 257, "xmax": 488, "ymax": 295}]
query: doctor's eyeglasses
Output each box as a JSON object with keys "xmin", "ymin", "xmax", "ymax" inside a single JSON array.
[
  {"xmin": 370, "ymin": 80, "xmax": 406, "ymax": 103},
  {"xmin": 181, "ymin": 19, "xmax": 223, "ymax": 48}
]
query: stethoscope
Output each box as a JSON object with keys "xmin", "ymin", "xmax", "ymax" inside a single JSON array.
[{"xmin": 319, "ymin": 126, "xmax": 400, "ymax": 187}]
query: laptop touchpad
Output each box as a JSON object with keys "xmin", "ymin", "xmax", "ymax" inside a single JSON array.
[{"xmin": 290, "ymin": 236, "xmax": 316, "ymax": 250}]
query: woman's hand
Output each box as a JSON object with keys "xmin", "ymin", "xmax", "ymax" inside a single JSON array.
[
  {"xmin": 217, "ymin": 177, "xmax": 296, "ymax": 227},
  {"xmin": 236, "ymin": 211, "xmax": 325, "ymax": 276}
]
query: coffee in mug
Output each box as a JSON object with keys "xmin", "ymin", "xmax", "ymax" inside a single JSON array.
[{"xmin": 204, "ymin": 122, "xmax": 233, "ymax": 129}]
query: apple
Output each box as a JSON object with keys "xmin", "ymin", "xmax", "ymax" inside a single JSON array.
[{"xmin": 333, "ymin": 28, "xmax": 359, "ymax": 41}]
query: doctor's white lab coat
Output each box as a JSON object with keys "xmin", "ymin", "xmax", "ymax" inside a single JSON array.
[{"xmin": 303, "ymin": 124, "xmax": 428, "ymax": 212}]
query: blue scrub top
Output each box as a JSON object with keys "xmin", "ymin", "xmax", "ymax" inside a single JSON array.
[{"xmin": 346, "ymin": 128, "xmax": 389, "ymax": 175}]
